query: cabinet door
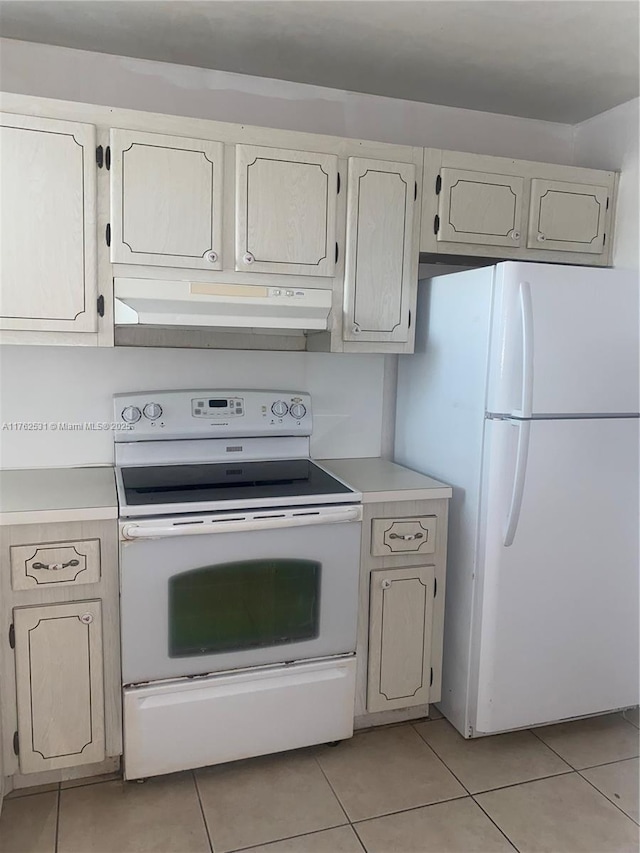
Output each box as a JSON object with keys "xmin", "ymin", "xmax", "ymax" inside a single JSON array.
[
  {"xmin": 0, "ymin": 113, "xmax": 97, "ymax": 333},
  {"xmin": 110, "ymin": 129, "xmax": 224, "ymax": 270},
  {"xmin": 343, "ymin": 158, "xmax": 415, "ymax": 343},
  {"xmin": 528, "ymin": 179, "xmax": 609, "ymax": 254},
  {"xmin": 437, "ymin": 168, "xmax": 524, "ymax": 248},
  {"xmin": 236, "ymin": 144, "xmax": 337, "ymax": 276},
  {"xmin": 13, "ymin": 600, "xmax": 105, "ymax": 774},
  {"xmin": 367, "ymin": 565, "xmax": 435, "ymax": 712}
]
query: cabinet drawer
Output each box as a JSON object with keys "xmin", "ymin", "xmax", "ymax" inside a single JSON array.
[
  {"xmin": 371, "ymin": 516, "xmax": 436, "ymax": 556},
  {"xmin": 11, "ymin": 538, "xmax": 101, "ymax": 590}
]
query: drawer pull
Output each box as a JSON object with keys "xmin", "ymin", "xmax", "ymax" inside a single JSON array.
[
  {"xmin": 388, "ymin": 532, "xmax": 424, "ymax": 542},
  {"xmin": 31, "ymin": 559, "xmax": 80, "ymax": 571}
]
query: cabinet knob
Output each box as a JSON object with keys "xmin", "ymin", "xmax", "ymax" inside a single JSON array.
[
  {"xmin": 537, "ymin": 233, "xmax": 546, "ymax": 242},
  {"xmin": 352, "ymin": 325, "xmax": 360, "ymax": 334},
  {"xmin": 381, "ymin": 579, "xmax": 392, "ymax": 589},
  {"xmin": 243, "ymin": 252, "xmax": 255, "ymax": 265},
  {"xmin": 206, "ymin": 250, "xmax": 218, "ymax": 263},
  {"xmin": 79, "ymin": 613, "xmax": 93, "ymax": 625},
  {"xmin": 510, "ymin": 230, "xmax": 521, "ymax": 241}
]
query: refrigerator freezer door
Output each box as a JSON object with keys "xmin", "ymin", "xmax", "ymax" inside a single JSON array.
[
  {"xmin": 471, "ymin": 416, "xmax": 639, "ymax": 734},
  {"xmin": 487, "ymin": 264, "xmax": 639, "ymax": 416}
]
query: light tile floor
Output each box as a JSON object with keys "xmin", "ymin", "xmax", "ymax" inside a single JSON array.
[{"xmin": 1, "ymin": 711, "xmax": 638, "ymax": 853}]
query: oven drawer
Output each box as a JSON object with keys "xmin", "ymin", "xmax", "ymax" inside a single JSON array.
[
  {"xmin": 370, "ymin": 516, "xmax": 436, "ymax": 556},
  {"xmin": 123, "ymin": 656, "xmax": 356, "ymax": 779},
  {"xmin": 11, "ymin": 538, "xmax": 101, "ymax": 590}
]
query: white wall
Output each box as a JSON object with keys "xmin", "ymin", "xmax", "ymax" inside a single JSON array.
[
  {"xmin": 0, "ymin": 39, "xmax": 582, "ymax": 471},
  {"xmin": 0, "ymin": 38, "xmax": 575, "ymax": 161},
  {"xmin": 573, "ymin": 98, "xmax": 639, "ymax": 269},
  {"xmin": 0, "ymin": 347, "xmax": 385, "ymax": 468}
]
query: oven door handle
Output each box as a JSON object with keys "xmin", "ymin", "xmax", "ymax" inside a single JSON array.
[{"xmin": 121, "ymin": 505, "xmax": 363, "ymax": 539}]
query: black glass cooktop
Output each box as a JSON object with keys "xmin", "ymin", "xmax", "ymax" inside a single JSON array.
[{"xmin": 121, "ymin": 459, "xmax": 354, "ymax": 506}]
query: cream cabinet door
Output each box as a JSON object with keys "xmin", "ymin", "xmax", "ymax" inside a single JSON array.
[
  {"xmin": 236, "ymin": 144, "xmax": 337, "ymax": 276},
  {"xmin": 436, "ymin": 168, "xmax": 524, "ymax": 248},
  {"xmin": 528, "ymin": 179, "xmax": 609, "ymax": 254},
  {"xmin": 13, "ymin": 600, "xmax": 105, "ymax": 774},
  {"xmin": 110, "ymin": 129, "xmax": 224, "ymax": 270},
  {"xmin": 0, "ymin": 113, "xmax": 97, "ymax": 332},
  {"xmin": 367, "ymin": 565, "xmax": 435, "ymax": 712},
  {"xmin": 343, "ymin": 158, "xmax": 415, "ymax": 343}
]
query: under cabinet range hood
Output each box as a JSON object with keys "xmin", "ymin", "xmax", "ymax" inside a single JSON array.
[{"xmin": 114, "ymin": 278, "xmax": 333, "ymax": 331}]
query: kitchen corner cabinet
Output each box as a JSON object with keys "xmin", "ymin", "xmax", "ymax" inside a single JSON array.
[
  {"xmin": 0, "ymin": 113, "xmax": 98, "ymax": 337},
  {"xmin": 235, "ymin": 144, "xmax": 338, "ymax": 276},
  {"xmin": 343, "ymin": 158, "xmax": 416, "ymax": 344},
  {"xmin": 422, "ymin": 149, "xmax": 617, "ymax": 266},
  {"xmin": 110, "ymin": 128, "xmax": 224, "ymax": 270},
  {"xmin": 0, "ymin": 518, "xmax": 121, "ymax": 787}
]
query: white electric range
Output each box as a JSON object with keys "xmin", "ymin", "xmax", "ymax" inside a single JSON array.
[{"xmin": 114, "ymin": 389, "xmax": 362, "ymax": 780}]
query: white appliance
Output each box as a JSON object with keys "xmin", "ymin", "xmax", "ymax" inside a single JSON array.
[
  {"xmin": 115, "ymin": 390, "xmax": 362, "ymax": 779},
  {"xmin": 395, "ymin": 262, "xmax": 639, "ymax": 737},
  {"xmin": 114, "ymin": 277, "xmax": 332, "ymax": 330}
]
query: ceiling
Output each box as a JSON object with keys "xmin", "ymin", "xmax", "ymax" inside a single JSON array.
[{"xmin": 0, "ymin": 1, "xmax": 638, "ymax": 123}]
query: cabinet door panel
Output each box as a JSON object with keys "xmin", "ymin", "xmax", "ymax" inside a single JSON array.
[
  {"xmin": 528, "ymin": 179, "xmax": 608, "ymax": 253},
  {"xmin": 367, "ymin": 565, "xmax": 435, "ymax": 712},
  {"xmin": 236, "ymin": 145, "xmax": 337, "ymax": 276},
  {"xmin": 438, "ymin": 168, "xmax": 524, "ymax": 248},
  {"xmin": 343, "ymin": 158, "xmax": 415, "ymax": 343},
  {"xmin": 0, "ymin": 113, "xmax": 97, "ymax": 332},
  {"xmin": 111, "ymin": 129, "xmax": 223, "ymax": 270},
  {"xmin": 14, "ymin": 600, "xmax": 105, "ymax": 774}
]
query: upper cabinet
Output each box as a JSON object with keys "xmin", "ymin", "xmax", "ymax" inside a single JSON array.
[
  {"xmin": 422, "ymin": 149, "xmax": 617, "ymax": 266},
  {"xmin": 343, "ymin": 158, "xmax": 416, "ymax": 344},
  {"xmin": 436, "ymin": 168, "xmax": 524, "ymax": 249},
  {"xmin": 110, "ymin": 129, "xmax": 224, "ymax": 270},
  {"xmin": 235, "ymin": 145, "xmax": 338, "ymax": 276},
  {"xmin": 527, "ymin": 178, "xmax": 609, "ymax": 254},
  {"xmin": 0, "ymin": 113, "xmax": 98, "ymax": 334}
]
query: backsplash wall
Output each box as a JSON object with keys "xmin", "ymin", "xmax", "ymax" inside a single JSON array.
[{"xmin": 0, "ymin": 346, "xmax": 386, "ymax": 469}]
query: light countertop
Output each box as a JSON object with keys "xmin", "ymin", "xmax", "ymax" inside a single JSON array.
[
  {"xmin": 0, "ymin": 467, "xmax": 118, "ymax": 526},
  {"xmin": 319, "ymin": 457, "xmax": 452, "ymax": 503},
  {"xmin": 0, "ymin": 458, "xmax": 450, "ymax": 525}
]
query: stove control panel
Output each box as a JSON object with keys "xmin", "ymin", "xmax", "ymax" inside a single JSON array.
[{"xmin": 114, "ymin": 390, "xmax": 312, "ymax": 441}]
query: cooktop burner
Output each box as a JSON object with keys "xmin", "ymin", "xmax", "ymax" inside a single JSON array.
[{"xmin": 121, "ymin": 459, "xmax": 354, "ymax": 507}]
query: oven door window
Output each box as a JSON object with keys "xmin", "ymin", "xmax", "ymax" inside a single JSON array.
[{"xmin": 168, "ymin": 559, "xmax": 321, "ymax": 657}]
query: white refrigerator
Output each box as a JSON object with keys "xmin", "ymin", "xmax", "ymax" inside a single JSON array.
[{"xmin": 395, "ymin": 262, "xmax": 639, "ymax": 737}]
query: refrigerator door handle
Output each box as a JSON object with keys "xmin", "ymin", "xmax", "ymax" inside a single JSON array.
[
  {"xmin": 504, "ymin": 420, "xmax": 531, "ymax": 547},
  {"xmin": 520, "ymin": 281, "xmax": 534, "ymax": 419}
]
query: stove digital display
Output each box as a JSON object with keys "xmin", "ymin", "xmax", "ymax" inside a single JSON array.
[{"xmin": 209, "ymin": 399, "xmax": 228, "ymax": 408}]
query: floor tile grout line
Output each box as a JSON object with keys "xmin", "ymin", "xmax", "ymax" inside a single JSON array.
[
  {"xmin": 311, "ymin": 752, "xmax": 354, "ymax": 826},
  {"xmin": 468, "ymin": 768, "xmax": 575, "ymax": 797},
  {"xmin": 225, "ymin": 822, "xmax": 354, "ymax": 853},
  {"xmin": 410, "ymin": 722, "xmax": 522, "ymax": 852},
  {"xmin": 528, "ymin": 725, "xmax": 639, "ymax": 774},
  {"xmin": 54, "ymin": 783, "xmax": 61, "ymax": 853},
  {"xmin": 576, "ymin": 768, "xmax": 640, "ymax": 826},
  {"xmin": 470, "ymin": 793, "xmax": 521, "ymax": 852},
  {"xmin": 192, "ymin": 770, "xmax": 216, "ymax": 853},
  {"xmin": 350, "ymin": 791, "xmax": 472, "ymax": 826}
]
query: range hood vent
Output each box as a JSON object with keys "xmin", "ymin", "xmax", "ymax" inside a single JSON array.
[{"xmin": 114, "ymin": 278, "xmax": 332, "ymax": 331}]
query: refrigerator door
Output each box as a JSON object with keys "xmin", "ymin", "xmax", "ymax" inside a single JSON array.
[
  {"xmin": 487, "ymin": 263, "xmax": 639, "ymax": 416},
  {"xmin": 471, "ymin": 416, "xmax": 639, "ymax": 735}
]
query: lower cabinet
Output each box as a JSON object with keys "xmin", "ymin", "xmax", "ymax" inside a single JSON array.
[
  {"xmin": 13, "ymin": 600, "xmax": 105, "ymax": 774},
  {"xmin": 355, "ymin": 497, "xmax": 449, "ymax": 724},
  {"xmin": 367, "ymin": 565, "xmax": 435, "ymax": 712}
]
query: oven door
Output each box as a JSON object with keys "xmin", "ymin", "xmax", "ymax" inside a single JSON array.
[{"xmin": 119, "ymin": 504, "xmax": 362, "ymax": 684}]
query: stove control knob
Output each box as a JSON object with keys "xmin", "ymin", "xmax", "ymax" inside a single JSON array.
[
  {"xmin": 290, "ymin": 403, "xmax": 307, "ymax": 419},
  {"xmin": 121, "ymin": 405, "xmax": 142, "ymax": 424},
  {"xmin": 143, "ymin": 402, "xmax": 163, "ymax": 421},
  {"xmin": 271, "ymin": 400, "xmax": 289, "ymax": 417}
]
